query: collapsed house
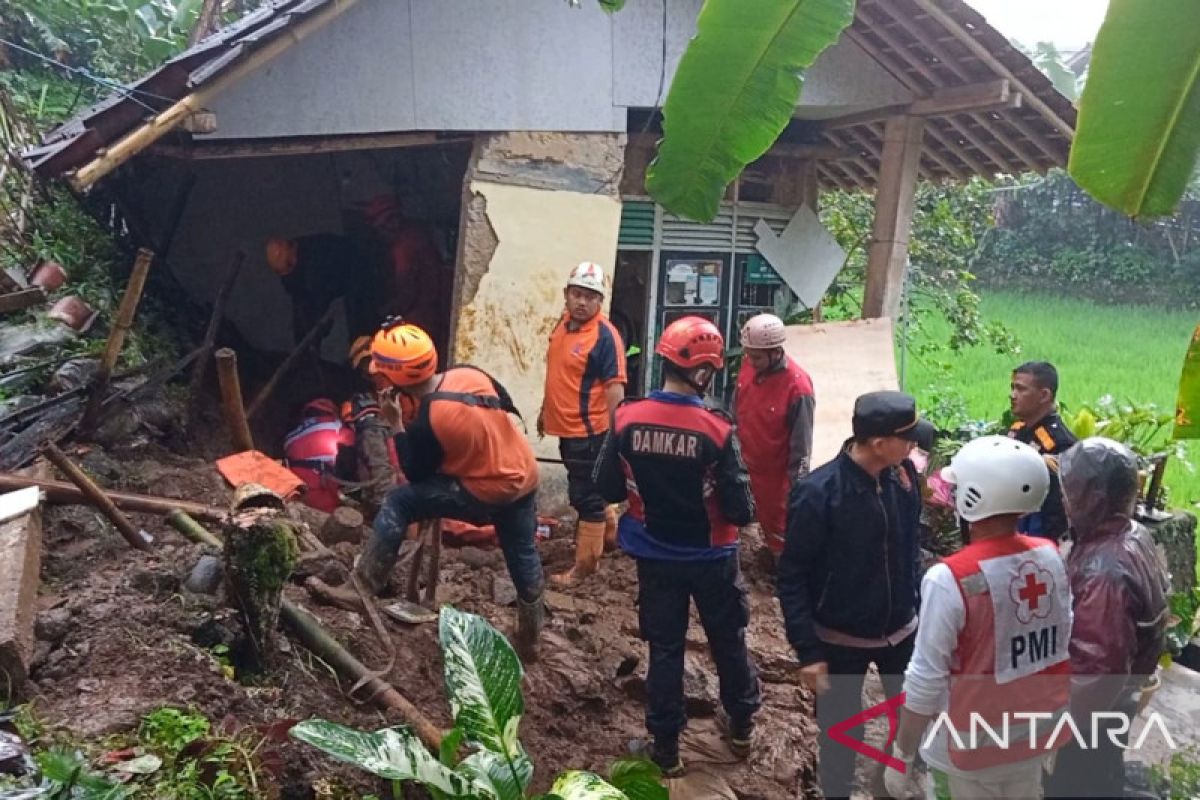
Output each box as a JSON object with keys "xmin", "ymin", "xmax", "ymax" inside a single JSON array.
[{"xmin": 21, "ymin": 0, "xmax": 1076, "ymax": 496}]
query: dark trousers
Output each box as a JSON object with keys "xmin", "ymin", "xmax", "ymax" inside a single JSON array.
[
  {"xmin": 636, "ymin": 556, "xmax": 761, "ymax": 742},
  {"xmin": 560, "ymin": 435, "xmax": 607, "ymax": 523},
  {"xmin": 1044, "ymin": 705, "xmax": 1130, "ymax": 799},
  {"xmin": 816, "ymin": 635, "xmax": 915, "ymax": 800},
  {"xmin": 370, "ymin": 476, "xmax": 544, "ymax": 601}
]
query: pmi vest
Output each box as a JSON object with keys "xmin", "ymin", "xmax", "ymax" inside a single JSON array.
[
  {"xmin": 942, "ymin": 534, "xmax": 1071, "ymax": 770},
  {"xmin": 284, "ymin": 411, "xmax": 355, "ymax": 512}
]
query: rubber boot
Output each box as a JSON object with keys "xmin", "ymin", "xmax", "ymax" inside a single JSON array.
[
  {"xmin": 651, "ymin": 737, "xmax": 685, "ymax": 778},
  {"xmin": 727, "ymin": 715, "xmax": 756, "ymax": 759},
  {"xmin": 515, "ymin": 592, "xmax": 545, "ymax": 663},
  {"xmin": 353, "ymin": 534, "xmax": 399, "ymax": 595},
  {"xmin": 602, "ymin": 504, "xmax": 620, "ymax": 552},
  {"xmin": 551, "ymin": 520, "xmax": 606, "ymax": 587}
]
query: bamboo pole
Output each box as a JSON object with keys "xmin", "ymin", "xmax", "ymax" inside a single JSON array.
[
  {"xmin": 69, "ymin": 0, "xmax": 365, "ymax": 191},
  {"xmin": 166, "ymin": 508, "xmax": 223, "ymax": 547},
  {"xmin": 214, "ymin": 348, "xmax": 254, "ymax": 452},
  {"xmin": 245, "ymin": 304, "xmax": 337, "ymax": 420},
  {"xmin": 423, "ymin": 519, "xmax": 441, "ymax": 607},
  {"xmin": 188, "ymin": 252, "xmax": 244, "ymax": 422},
  {"xmin": 0, "ymin": 473, "xmax": 226, "ymax": 521},
  {"xmin": 82, "ymin": 248, "xmax": 154, "ymax": 430},
  {"xmin": 41, "ymin": 443, "xmax": 152, "ymax": 551}
]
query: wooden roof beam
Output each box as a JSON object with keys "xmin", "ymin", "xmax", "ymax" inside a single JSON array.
[
  {"xmin": 821, "ymin": 130, "xmax": 881, "ymax": 179},
  {"xmin": 627, "ymin": 132, "xmax": 857, "ymax": 162},
  {"xmin": 921, "ymin": 120, "xmax": 992, "ymax": 176},
  {"xmin": 816, "ymin": 78, "xmax": 1019, "ymax": 131},
  {"xmin": 909, "ymin": 0, "xmax": 1075, "ymax": 138},
  {"xmin": 816, "ymin": 162, "xmax": 855, "ymax": 192},
  {"xmin": 150, "ymin": 131, "xmax": 472, "ymax": 160},
  {"xmin": 853, "ymin": 121, "xmax": 968, "ymax": 181}
]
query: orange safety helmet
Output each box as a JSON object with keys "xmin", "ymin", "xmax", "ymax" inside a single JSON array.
[
  {"xmin": 655, "ymin": 316, "xmax": 725, "ymax": 370},
  {"xmin": 348, "ymin": 335, "xmax": 373, "ymax": 370},
  {"xmin": 265, "ymin": 237, "xmax": 297, "ymax": 276},
  {"xmin": 369, "ymin": 320, "xmax": 438, "ymax": 387}
]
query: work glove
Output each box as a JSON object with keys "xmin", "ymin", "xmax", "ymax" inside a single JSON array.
[
  {"xmin": 342, "ymin": 392, "xmax": 381, "ymax": 424},
  {"xmin": 882, "ymin": 744, "xmax": 921, "ymax": 799}
]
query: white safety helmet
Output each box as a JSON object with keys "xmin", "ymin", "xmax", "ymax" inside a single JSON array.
[
  {"xmin": 566, "ymin": 261, "xmax": 606, "ymax": 296},
  {"xmin": 740, "ymin": 313, "xmax": 787, "ymax": 349},
  {"xmin": 941, "ymin": 435, "xmax": 1049, "ymax": 522}
]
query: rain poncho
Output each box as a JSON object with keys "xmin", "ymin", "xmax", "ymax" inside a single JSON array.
[{"xmin": 1060, "ymin": 437, "xmax": 1169, "ymax": 714}]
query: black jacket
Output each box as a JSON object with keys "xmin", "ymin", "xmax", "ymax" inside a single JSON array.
[
  {"xmin": 777, "ymin": 445, "xmax": 921, "ymax": 665},
  {"xmin": 1009, "ymin": 412, "xmax": 1078, "ymax": 540}
]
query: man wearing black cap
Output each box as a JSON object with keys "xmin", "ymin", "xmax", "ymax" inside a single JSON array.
[{"xmin": 777, "ymin": 390, "xmax": 931, "ymax": 799}]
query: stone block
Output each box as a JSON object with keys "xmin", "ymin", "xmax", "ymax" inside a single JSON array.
[{"xmin": 0, "ymin": 488, "xmax": 42, "ymax": 698}]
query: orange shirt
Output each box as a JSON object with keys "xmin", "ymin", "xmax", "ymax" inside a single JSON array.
[
  {"xmin": 429, "ymin": 368, "xmax": 539, "ymax": 504},
  {"xmin": 542, "ymin": 313, "xmax": 626, "ymax": 438}
]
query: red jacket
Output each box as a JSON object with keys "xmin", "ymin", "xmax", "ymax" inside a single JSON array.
[{"xmin": 733, "ymin": 355, "xmax": 814, "ymax": 549}]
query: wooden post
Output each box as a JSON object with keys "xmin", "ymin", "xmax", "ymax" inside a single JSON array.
[
  {"xmin": 862, "ymin": 116, "xmax": 924, "ymax": 320},
  {"xmin": 82, "ymin": 248, "xmax": 154, "ymax": 430},
  {"xmin": 41, "ymin": 443, "xmax": 152, "ymax": 551},
  {"xmin": 214, "ymin": 348, "xmax": 254, "ymax": 452},
  {"xmin": 187, "ymin": 252, "xmax": 244, "ymax": 422},
  {"xmin": 422, "ymin": 519, "xmax": 442, "ymax": 607},
  {"xmin": 245, "ymin": 304, "xmax": 336, "ymax": 420}
]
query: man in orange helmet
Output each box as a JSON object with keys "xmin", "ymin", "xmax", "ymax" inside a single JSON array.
[
  {"xmin": 593, "ymin": 316, "xmax": 759, "ymax": 776},
  {"xmin": 538, "ymin": 261, "xmax": 626, "ymax": 587},
  {"xmin": 264, "ymin": 234, "xmax": 378, "ymax": 343},
  {"xmin": 353, "ymin": 320, "xmax": 545, "ymax": 660}
]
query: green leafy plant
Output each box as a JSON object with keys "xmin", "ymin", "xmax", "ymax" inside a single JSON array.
[
  {"xmin": 1150, "ymin": 747, "xmax": 1200, "ymax": 799},
  {"xmin": 291, "ymin": 607, "xmax": 665, "ymax": 800},
  {"xmin": 1165, "ymin": 587, "xmax": 1200, "ymax": 656},
  {"xmin": 645, "ymin": 0, "xmax": 854, "ymax": 221},
  {"xmin": 138, "ymin": 708, "xmax": 211, "ymax": 757},
  {"xmin": 1067, "ymin": 395, "xmax": 1185, "ymax": 460}
]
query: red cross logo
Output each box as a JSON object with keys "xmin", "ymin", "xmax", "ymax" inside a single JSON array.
[
  {"xmin": 1018, "ymin": 572, "xmax": 1048, "ymax": 611},
  {"xmin": 1009, "ymin": 560, "xmax": 1055, "ymax": 624}
]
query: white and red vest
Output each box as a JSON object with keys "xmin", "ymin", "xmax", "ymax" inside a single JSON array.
[
  {"xmin": 943, "ymin": 534, "xmax": 1071, "ymax": 770},
  {"xmin": 284, "ymin": 410, "xmax": 355, "ymax": 512}
]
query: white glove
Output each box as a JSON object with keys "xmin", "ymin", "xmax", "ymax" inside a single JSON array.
[{"xmin": 882, "ymin": 744, "xmax": 921, "ymax": 799}]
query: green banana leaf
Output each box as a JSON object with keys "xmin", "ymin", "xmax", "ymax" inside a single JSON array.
[
  {"xmin": 1068, "ymin": 0, "xmax": 1200, "ymax": 218},
  {"xmin": 439, "ymin": 607, "xmax": 530, "ymax": 792},
  {"xmin": 645, "ymin": 0, "xmax": 854, "ymax": 222},
  {"xmin": 288, "ymin": 721, "xmax": 490, "ymax": 798},
  {"xmin": 1173, "ymin": 324, "xmax": 1200, "ymax": 439},
  {"xmin": 549, "ymin": 770, "xmax": 631, "ymax": 800}
]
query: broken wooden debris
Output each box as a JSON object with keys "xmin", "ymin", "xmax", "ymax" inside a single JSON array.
[
  {"xmin": 0, "ymin": 473, "xmax": 226, "ymax": 522},
  {"xmin": 0, "ymin": 288, "xmax": 45, "ymax": 315},
  {"xmin": 423, "ymin": 518, "xmax": 442, "ymax": 607},
  {"xmin": 245, "ymin": 304, "xmax": 337, "ymax": 420},
  {"xmin": 188, "ymin": 251, "xmax": 244, "ymax": 426},
  {"xmin": 0, "ymin": 486, "xmax": 42, "ymax": 698},
  {"xmin": 214, "ymin": 348, "xmax": 254, "ymax": 453},
  {"xmin": 42, "ymin": 443, "xmax": 152, "ymax": 551},
  {"xmin": 82, "ymin": 248, "xmax": 153, "ymax": 432}
]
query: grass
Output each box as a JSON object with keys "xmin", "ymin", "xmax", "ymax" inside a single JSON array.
[{"xmin": 901, "ymin": 290, "xmax": 1200, "ymax": 508}]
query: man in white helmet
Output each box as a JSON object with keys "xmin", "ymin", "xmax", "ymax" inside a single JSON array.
[
  {"xmin": 732, "ymin": 313, "xmax": 814, "ymax": 558},
  {"xmin": 538, "ymin": 261, "xmax": 627, "ymax": 585},
  {"xmin": 885, "ymin": 436, "xmax": 1072, "ymax": 799}
]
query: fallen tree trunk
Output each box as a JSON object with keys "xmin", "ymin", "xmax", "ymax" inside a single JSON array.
[{"xmin": 0, "ymin": 473, "xmax": 226, "ymax": 521}]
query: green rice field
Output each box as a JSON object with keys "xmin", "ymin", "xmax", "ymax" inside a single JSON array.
[{"xmin": 900, "ymin": 291, "xmax": 1200, "ymax": 509}]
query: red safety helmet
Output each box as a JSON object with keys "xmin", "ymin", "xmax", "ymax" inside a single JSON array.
[
  {"xmin": 302, "ymin": 398, "xmax": 339, "ymax": 419},
  {"xmin": 655, "ymin": 316, "xmax": 725, "ymax": 370}
]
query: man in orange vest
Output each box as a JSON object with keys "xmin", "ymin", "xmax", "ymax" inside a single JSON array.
[
  {"xmin": 538, "ymin": 261, "xmax": 626, "ymax": 586},
  {"xmin": 353, "ymin": 320, "xmax": 545, "ymax": 660},
  {"xmin": 885, "ymin": 436, "xmax": 1071, "ymax": 799}
]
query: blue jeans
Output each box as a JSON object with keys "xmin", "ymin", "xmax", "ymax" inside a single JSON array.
[
  {"xmin": 636, "ymin": 555, "xmax": 761, "ymax": 742},
  {"xmin": 365, "ymin": 476, "xmax": 544, "ymax": 602}
]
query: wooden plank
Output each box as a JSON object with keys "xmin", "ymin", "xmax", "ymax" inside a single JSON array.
[
  {"xmin": 909, "ymin": 0, "xmax": 1075, "ymax": 138},
  {"xmin": 0, "ymin": 288, "xmax": 45, "ymax": 314},
  {"xmin": 151, "ymin": 131, "xmax": 473, "ymax": 160},
  {"xmin": 0, "ymin": 488, "xmax": 42, "ymax": 694},
  {"xmin": 863, "ymin": 115, "xmax": 924, "ymax": 320}
]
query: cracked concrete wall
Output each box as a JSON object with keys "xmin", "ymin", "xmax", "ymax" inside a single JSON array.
[{"xmin": 452, "ymin": 132, "xmax": 625, "ymax": 514}]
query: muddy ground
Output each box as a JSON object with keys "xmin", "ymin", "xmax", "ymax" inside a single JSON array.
[{"xmin": 21, "ymin": 429, "xmax": 838, "ymax": 798}]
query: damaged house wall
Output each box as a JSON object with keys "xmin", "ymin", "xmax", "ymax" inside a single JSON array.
[{"xmin": 453, "ymin": 133, "xmax": 625, "ymax": 513}]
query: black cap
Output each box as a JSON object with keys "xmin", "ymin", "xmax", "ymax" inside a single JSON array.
[{"xmin": 853, "ymin": 390, "xmax": 934, "ymax": 448}]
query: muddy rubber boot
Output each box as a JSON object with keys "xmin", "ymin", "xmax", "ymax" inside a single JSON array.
[
  {"xmin": 727, "ymin": 716, "xmax": 756, "ymax": 759},
  {"xmin": 651, "ymin": 737, "xmax": 685, "ymax": 778},
  {"xmin": 602, "ymin": 504, "xmax": 620, "ymax": 552},
  {"xmin": 514, "ymin": 592, "xmax": 545, "ymax": 663},
  {"xmin": 353, "ymin": 535, "xmax": 399, "ymax": 596},
  {"xmin": 551, "ymin": 520, "xmax": 605, "ymax": 587}
]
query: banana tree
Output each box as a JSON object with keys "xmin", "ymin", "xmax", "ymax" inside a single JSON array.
[
  {"xmin": 645, "ymin": 0, "xmax": 855, "ymax": 222},
  {"xmin": 290, "ymin": 607, "xmax": 666, "ymax": 800},
  {"xmin": 1068, "ymin": 0, "xmax": 1200, "ymax": 218}
]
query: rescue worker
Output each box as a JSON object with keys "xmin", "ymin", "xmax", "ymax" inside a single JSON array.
[
  {"xmin": 777, "ymin": 390, "xmax": 928, "ymax": 799},
  {"xmin": 265, "ymin": 233, "xmax": 378, "ymax": 342},
  {"xmin": 593, "ymin": 316, "xmax": 759, "ymax": 777},
  {"xmin": 538, "ymin": 261, "xmax": 627, "ymax": 586},
  {"xmin": 732, "ymin": 313, "xmax": 814, "ymax": 558},
  {"xmin": 353, "ymin": 320, "xmax": 545, "ymax": 660},
  {"xmin": 885, "ymin": 435, "xmax": 1071, "ymax": 800},
  {"xmin": 1008, "ymin": 361, "xmax": 1077, "ymax": 540},
  {"xmin": 283, "ymin": 398, "xmax": 356, "ymax": 513},
  {"xmin": 341, "ymin": 341, "xmax": 399, "ymax": 519},
  {"xmin": 1045, "ymin": 438, "xmax": 1169, "ymax": 799}
]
